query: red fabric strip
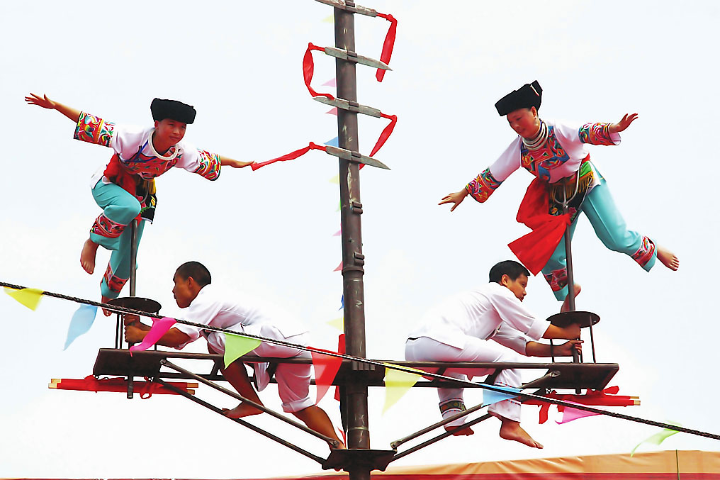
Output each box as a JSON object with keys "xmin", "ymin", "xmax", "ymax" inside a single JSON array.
[
  {"xmin": 251, "ymin": 142, "xmax": 326, "ymax": 171},
  {"xmin": 334, "ymin": 334, "xmax": 346, "ymax": 401},
  {"xmin": 303, "ymin": 43, "xmax": 334, "ymax": 100},
  {"xmin": 508, "ymin": 178, "xmax": 571, "ymax": 275},
  {"xmin": 375, "ymin": 13, "xmax": 397, "ymax": 82},
  {"xmin": 370, "ymin": 113, "xmax": 398, "ymax": 157}
]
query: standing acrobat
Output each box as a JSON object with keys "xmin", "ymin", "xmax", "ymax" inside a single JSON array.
[
  {"xmin": 405, "ymin": 260, "xmax": 582, "ymax": 448},
  {"xmin": 25, "ymin": 94, "xmax": 252, "ymax": 310},
  {"xmin": 439, "ymin": 81, "xmax": 678, "ymax": 303},
  {"xmin": 124, "ymin": 261, "xmax": 345, "ymax": 450}
]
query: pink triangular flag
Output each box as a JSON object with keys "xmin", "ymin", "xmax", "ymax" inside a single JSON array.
[
  {"xmin": 311, "ymin": 348, "xmax": 343, "ymax": 403},
  {"xmin": 322, "ymin": 78, "xmax": 336, "ymax": 87},
  {"xmin": 333, "ymin": 229, "xmax": 341, "ymax": 237},
  {"xmin": 326, "ymin": 107, "xmax": 338, "ymax": 115},
  {"xmin": 334, "ymin": 261, "xmax": 343, "ymax": 272},
  {"xmin": 557, "ymin": 406, "xmax": 601, "ymax": 424},
  {"xmin": 129, "ymin": 317, "xmax": 177, "ymax": 353}
]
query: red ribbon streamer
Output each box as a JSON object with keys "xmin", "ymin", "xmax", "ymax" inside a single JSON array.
[
  {"xmin": 303, "ymin": 43, "xmax": 334, "ymax": 100},
  {"xmin": 370, "ymin": 113, "xmax": 398, "ymax": 157},
  {"xmin": 375, "ymin": 13, "xmax": 397, "ymax": 82},
  {"xmin": 251, "ymin": 142, "xmax": 326, "ymax": 171}
]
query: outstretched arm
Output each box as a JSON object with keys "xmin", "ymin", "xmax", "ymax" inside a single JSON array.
[
  {"xmin": 438, "ymin": 188, "xmax": 469, "ymax": 212},
  {"xmin": 608, "ymin": 113, "xmax": 638, "ymax": 134},
  {"xmin": 219, "ymin": 155, "xmax": 254, "ymax": 169},
  {"xmin": 25, "ymin": 93, "xmax": 81, "ymax": 123},
  {"xmin": 526, "ymin": 339, "xmax": 582, "ymax": 357}
]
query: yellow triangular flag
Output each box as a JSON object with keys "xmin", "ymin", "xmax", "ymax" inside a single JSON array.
[
  {"xmin": 329, "ymin": 174, "xmax": 340, "ymax": 184},
  {"xmin": 327, "ymin": 317, "xmax": 344, "ymax": 331},
  {"xmin": 4, "ymin": 287, "xmax": 44, "ymax": 311},
  {"xmin": 383, "ymin": 364, "xmax": 422, "ymax": 413},
  {"xmin": 321, "ymin": 15, "xmax": 334, "ymax": 23},
  {"xmin": 224, "ymin": 333, "xmax": 261, "ymax": 368}
]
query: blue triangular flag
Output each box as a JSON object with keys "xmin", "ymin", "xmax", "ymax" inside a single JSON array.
[
  {"xmin": 339, "ymin": 295, "xmax": 344, "ymax": 310},
  {"xmin": 483, "ymin": 385, "xmax": 521, "ymax": 407},
  {"xmin": 64, "ymin": 304, "xmax": 98, "ymax": 350},
  {"xmin": 324, "ymin": 137, "xmax": 339, "ymax": 147}
]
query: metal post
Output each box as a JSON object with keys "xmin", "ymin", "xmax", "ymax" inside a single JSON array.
[
  {"xmin": 129, "ymin": 219, "xmax": 138, "ymax": 297},
  {"xmin": 561, "ymin": 187, "xmax": 581, "ymax": 364},
  {"xmin": 335, "ymin": 2, "xmax": 371, "ymax": 478}
]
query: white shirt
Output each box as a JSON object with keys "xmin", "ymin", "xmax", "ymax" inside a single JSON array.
[
  {"xmin": 173, "ymin": 285, "xmax": 308, "ymax": 351},
  {"xmin": 408, "ymin": 282, "xmax": 547, "ymax": 353}
]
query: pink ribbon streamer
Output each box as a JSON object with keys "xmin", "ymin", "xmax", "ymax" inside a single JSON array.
[{"xmin": 129, "ymin": 317, "xmax": 177, "ymax": 353}]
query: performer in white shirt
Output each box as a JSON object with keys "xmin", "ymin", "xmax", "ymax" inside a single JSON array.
[
  {"xmin": 124, "ymin": 261, "xmax": 344, "ymax": 449},
  {"xmin": 25, "ymin": 94, "xmax": 252, "ymax": 309},
  {"xmin": 405, "ymin": 260, "xmax": 582, "ymax": 449}
]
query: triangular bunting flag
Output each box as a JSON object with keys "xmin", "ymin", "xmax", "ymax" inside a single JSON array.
[
  {"xmin": 383, "ymin": 364, "xmax": 422, "ymax": 413},
  {"xmin": 322, "ymin": 78, "xmax": 337, "ymax": 87},
  {"xmin": 322, "ymin": 14, "xmax": 333, "ymax": 23},
  {"xmin": 483, "ymin": 385, "xmax": 521, "ymax": 407},
  {"xmin": 224, "ymin": 333, "xmax": 261, "ymax": 368},
  {"xmin": 330, "ymin": 174, "xmax": 340, "ymax": 184},
  {"xmin": 129, "ymin": 317, "xmax": 177, "ymax": 353},
  {"xmin": 326, "ymin": 107, "xmax": 338, "ymax": 115},
  {"xmin": 64, "ymin": 304, "xmax": 98, "ymax": 350},
  {"xmin": 333, "ymin": 229, "xmax": 342, "ymax": 237},
  {"xmin": 4, "ymin": 287, "xmax": 44, "ymax": 311},
  {"xmin": 327, "ymin": 317, "xmax": 344, "ymax": 331},
  {"xmin": 631, "ymin": 424, "xmax": 680, "ymax": 456},
  {"xmin": 334, "ymin": 261, "xmax": 343, "ymax": 272},
  {"xmin": 557, "ymin": 406, "xmax": 601, "ymax": 424},
  {"xmin": 324, "ymin": 137, "xmax": 339, "ymax": 147},
  {"xmin": 310, "ymin": 348, "xmax": 343, "ymax": 404}
]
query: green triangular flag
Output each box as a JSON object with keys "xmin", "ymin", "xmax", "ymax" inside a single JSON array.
[{"xmin": 224, "ymin": 333, "xmax": 261, "ymax": 368}]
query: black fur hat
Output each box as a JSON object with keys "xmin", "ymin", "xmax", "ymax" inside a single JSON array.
[
  {"xmin": 494, "ymin": 81, "xmax": 542, "ymax": 116},
  {"xmin": 150, "ymin": 98, "xmax": 196, "ymax": 124}
]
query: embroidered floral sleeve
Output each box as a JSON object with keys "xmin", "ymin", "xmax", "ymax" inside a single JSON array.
[
  {"xmin": 193, "ymin": 150, "xmax": 222, "ymax": 181},
  {"xmin": 578, "ymin": 123, "xmax": 619, "ymax": 146},
  {"xmin": 465, "ymin": 168, "xmax": 503, "ymax": 203},
  {"xmin": 73, "ymin": 112, "xmax": 115, "ymax": 147}
]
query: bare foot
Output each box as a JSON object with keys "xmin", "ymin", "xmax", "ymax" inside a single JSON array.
[
  {"xmin": 101, "ymin": 295, "xmax": 113, "ymax": 317},
  {"xmin": 80, "ymin": 238, "xmax": 99, "ymax": 274},
  {"xmin": 499, "ymin": 420, "xmax": 543, "ymax": 449},
  {"xmin": 561, "ymin": 283, "xmax": 582, "ymax": 313},
  {"xmin": 223, "ymin": 402, "xmax": 264, "ymax": 419},
  {"xmin": 657, "ymin": 245, "xmax": 679, "ymax": 271},
  {"xmin": 444, "ymin": 424, "xmax": 474, "ymax": 436}
]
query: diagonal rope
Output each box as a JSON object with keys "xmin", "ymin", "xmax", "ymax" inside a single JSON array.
[{"xmin": 3, "ymin": 280, "xmax": 720, "ymax": 441}]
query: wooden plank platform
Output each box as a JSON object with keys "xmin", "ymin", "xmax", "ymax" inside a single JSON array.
[{"xmin": 93, "ymin": 348, "xmax": 618, "ymax": 391}]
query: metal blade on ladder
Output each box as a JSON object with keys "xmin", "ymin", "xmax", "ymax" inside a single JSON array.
[
  {"xmin": 314, "ymin": 0, "xmax": 378, "ymax": 17},
  {"xmin": 322, "ymin": 46, "xmax": 391, "ymax": 71},
  {"xmin": 312, "ymin": 96, "xmax": 382, "ymax": 118},
  {"xmin": 325, "ymin": 145, "xmax": 390, "ymax": 170}
]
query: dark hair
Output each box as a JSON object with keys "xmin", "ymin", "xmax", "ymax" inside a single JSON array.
[
  {"xmin": 175, "ymin": 261, "xmax": 212, "ymax": 287},
  {"xmin": 489, "ymin": 260, "xmax": 530, "ymax": 283}
]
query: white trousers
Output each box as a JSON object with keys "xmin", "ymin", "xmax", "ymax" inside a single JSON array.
[{"xmin": 405, "ymin": 336, "xmax": 522, "ymax": 424}]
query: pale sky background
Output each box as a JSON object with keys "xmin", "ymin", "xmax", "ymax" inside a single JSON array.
[{"xmin": 1, "ymin": 0, "xmax": 719, "ymax": 478}]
